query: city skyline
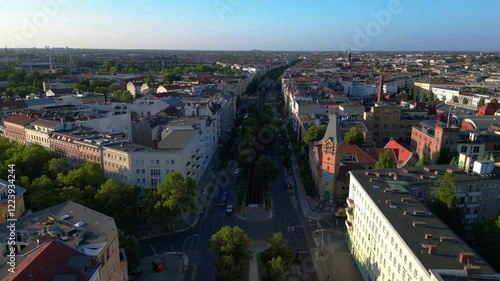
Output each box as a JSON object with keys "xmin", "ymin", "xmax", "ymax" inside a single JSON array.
[{"xmin": 1, "ymin": 0, "xmax": 500, "ymax": 52}]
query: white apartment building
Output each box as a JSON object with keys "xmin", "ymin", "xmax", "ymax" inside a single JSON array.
[
  {"xmin": 472, "ymin": 94, "xmax": 492, "ymax": 107},
  {"xmin": 102, "ymin": 128, "xmax": 200, "ymax": 188},
  {"xmin": 346, "ymin": 168, "xmax": 499, "ymax": 281},
  {"xmin": 431, "ymin": 87, "xmax": 460, "ymax": 102}
]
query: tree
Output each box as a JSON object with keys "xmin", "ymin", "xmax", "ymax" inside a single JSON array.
[
  {"xmin": 255, "ymin": 155, "xmax": 278, "ymax": 184},
  {"xmin": 449, "ymin": 156, "xmax": 458, "ymax": 165},
  {"xmin": 415, "ymin": 157, "xmax": 430, "ymax": 167},
  {"xmin": 428, "ymin": 90, "xmax": 435, "ymax": 102},
  {"xmin": 429, "ymin": 172, "xmax": 464, "ymax": 236},
  {"xmin": 155, "ymin": 172, "xmax": 199, "ymax": 224},
  {"xmin": 343, "ymin": 127, "xmax": 364, "ymax": 146},
  {"xmin": 477, "ymin": 97, "xmax": 486, "ymax": 108},
  {"xmin": 46, "ymin": 158, "xmax": 69, "ymax": 178},
  {"xmin": 431, "ymin": 172, "xmax": 457, "ymax": 208},
  {"xmin": 471, "ymin": 216, "xmax": 500, "ymax": 272},
  {"xmin": 375, "ymin": 150, "xmax": 395, "ymax": 169},
  {"xmin": 210, "ymin": 226, "xmax": 252, "ymax": 281},
  {"xmin": 238, "ymin": 149, "xmax": 254, "ymax": 170},
  {"xmin": 267, "ymin": 256, "xmax": 291, "ymax": 281},
  {"xmin": 452, "ymin": 95, "xmax": 459, "ymax": 103},
  {"xmin": 94, "ymin": 179, "xmax": 140, "ymax": 227},
  {"xmin": 490, "ymin": 98, "xmax": 498, "ymax": 104},
  {"xmin": 60, "ymin": 162, "xmax": 105, "ymax": 190},
  {"xmin": 119, "ymin": 232, "xmax": 141, "ymax": 273},
  {"xmin": 110, "ymin": 90, "xmax": 134, "ymax": 103},
  {"xmin": 302, "ymin": 125, "xmax": 327, "ymax": 145},
  {"xmin": 462, "ymin": 97, "xmax": 469, "ymax": 105}
]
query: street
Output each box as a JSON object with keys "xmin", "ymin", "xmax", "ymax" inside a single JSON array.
[{"xmin": 140, "ymin": 90, "xmax": 321, "ymax": 281}]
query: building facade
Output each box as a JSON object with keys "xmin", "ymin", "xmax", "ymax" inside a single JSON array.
[{"xmin": 346, "ymin": 168, "xmax": 499, "ymax": 281}]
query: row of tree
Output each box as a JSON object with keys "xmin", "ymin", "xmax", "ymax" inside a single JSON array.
[
  {"xmin": 0, "ymin": 137, "xmax": 200, "ymax": 273},
  {"xmin": 0, "ymin": 67, "xmax": 69, "ymax": 97}
]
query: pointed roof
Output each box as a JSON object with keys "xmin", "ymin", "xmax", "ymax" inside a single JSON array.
[{"xmin": 321, "ymin": 114, "xmax": 343, "ymax": 144}]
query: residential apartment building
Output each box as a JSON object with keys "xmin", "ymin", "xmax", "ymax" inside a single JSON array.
[
  {"xmin": 25, "ymin": 119, "xmax": 66, "ymax": 149},
  {"xmin": 410, "ymin": 121, "xmax": 461, "ymax": 163},
  {"xmin": 363, "ymin": 102, "xmax": 427, "ymax": 143},
  {"xmin": 2, "ymin": 240, "xmax": 101, "ymax": 281},
  {"xmin": 346, "ymin": 167, "xmax": 499, "ymax": 281},
  {"xmin": 0, "ymin": 201, "xmax": 128, "ymax": 281},
  {"xmin": 0, "ymin": 179, "xmax": 26, "ymax": 223},
  {"xmin": 3, "ymin": 113, "xmax": 38, "ymax": 145}
]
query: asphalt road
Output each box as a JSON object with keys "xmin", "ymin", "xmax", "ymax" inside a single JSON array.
[{"xmin": 139, "ymin": 92, "xmax": 319, "ymax": 281}]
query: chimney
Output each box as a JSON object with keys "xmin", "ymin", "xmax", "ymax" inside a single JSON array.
[
  {"xmin": 153, "ymin": 139, "xmax": 158, "ymax": 149},
  {"xmin": 377, "ymin": 75, "xmax": 384, "ymax": 102},
  {"xmin": 428, "ymin": 245, "xmax": 438, "ymax": 255},
  {"xmin": 459, "ymin": 253, "xmax": 476, "ymax": 264}
]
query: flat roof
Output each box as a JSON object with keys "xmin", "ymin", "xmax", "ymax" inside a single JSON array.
[
  {"xmin": 0, "ymin": 201, "xmax": 117, "ymax": 246},
  {"xmin": 158, "ymin": 130, "xmax": 197, "ymax": 150},
  {"xmin": 350, "ymin": 167, "xmax": 498, "ymax": 275}
]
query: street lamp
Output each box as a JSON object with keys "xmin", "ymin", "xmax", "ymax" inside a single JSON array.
[
  {"xmin": 182, "ymin": 234, "xmax": 199, "ymax": 256},
  {"xmin": 309, "ymin": 219, "xmax": 324, "ymax": 255}
]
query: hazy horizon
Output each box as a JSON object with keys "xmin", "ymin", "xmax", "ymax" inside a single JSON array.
[{"xmin": 2, "ymin": 0, "xmax": 499, "ymax": 52}]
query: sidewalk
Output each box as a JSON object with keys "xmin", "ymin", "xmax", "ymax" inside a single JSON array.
[
  {"xmin": 249, "ymin": 241, "xmax": 270, "ymax": 281},
  {"xmin": 289, "ymin": 154, "xmax": 329, "ymax": 221}
]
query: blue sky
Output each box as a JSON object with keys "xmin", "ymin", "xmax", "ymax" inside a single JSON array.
[{"xmin": 1, "ymin": 0, "xmax": 499, "ymax": 51}]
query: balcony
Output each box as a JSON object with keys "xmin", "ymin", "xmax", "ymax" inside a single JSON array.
[
  {"xmin": 468, "ymin": 191, "xmax": 481, "ymax": 197},
  {"xmin": 345, "ymin": 220, "xmax": 353, "ymax": 232},
  {"xmin": 347, "ymin": 198, "xmax": 355, "ymax": 208},
  {"xmin": 465, "ymin": 213, "xmax": 478, "ymax": 220},
  {"xmin": 346, "ymin": 207, "xmax": 354, "ymax": 221}
]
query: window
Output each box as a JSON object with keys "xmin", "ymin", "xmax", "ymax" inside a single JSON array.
[
  {"xmin": 156, "ymin": 160, "xmax": 160, "ymax": 165},
  {"xmin": 473, "ymin": 146, "xmax": 480, "ymax": 153},
  {"xmin": 374, "ymin": 124, "xmax": 380, "ymax": 129},
  {"xmin": 151, "ymin": 178, "xmax": 159, "ymax": 186},
  {"xmin": 151, "ymin": 169, "xmax": 160, "ymax": 176},
  {"xmin": 171, "ymin": 160, "xmax": 175, "ymax": 164},
  {"xmin": 461, "ymin": 146, "xmax": 467, "ymax": 153},
  {"xmin": 142, "ymin": 169, "xmax": 145, "ymax": 174},
  {"xmin": 136, "ymin": 169, "xmax": 140, "ymax": 174},
  {"xmin": 142, "ymin": 179, "xmax": 146, "ymax": 183},
  {"xmin": 137, "ymin": 179, "xmax": 140, "ymax": 183}
]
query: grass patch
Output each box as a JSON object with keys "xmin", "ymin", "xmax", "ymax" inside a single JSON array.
[
  {"xmin": 236, "ymin": 180, "xmax": 246, "ymax": 214},
  {"xmin": 265, "ymin": 185, "xmax": 272, "ymax": 211}
]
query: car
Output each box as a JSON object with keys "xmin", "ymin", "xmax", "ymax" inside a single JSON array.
[
  {"xmin": 226, "ymin": 204, "xmax": 233, "ymax": 214},
  {"xmin": 220, "ymin": 192, "xmax": 228, "ymax": 206},
  {"xmin": 233, "ymin": 168, "xmax": 239, "ymax": 174}
]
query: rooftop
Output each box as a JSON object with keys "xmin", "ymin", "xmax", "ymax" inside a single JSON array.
[
  {"xmin": 0, "ymin": 201, "xmax": 117, "ymax": 253},
  {"xmin": 158, "ymin": 129, "xmax": 197, "ymax": 150},
  {"xmin": 2, "ymin": 240, "xmax": 99, "ymax": 281},
  {"xmin": 350, "ymin": 166, "xmax": 498, "ymax": 275}
]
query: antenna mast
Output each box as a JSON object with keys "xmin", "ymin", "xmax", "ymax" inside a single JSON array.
[
  {"xmin": 45, "ymin": 46, "xmax": 56, "ymax": 72},
  {"xmin": 66, "ymin": 46, "xmax": 75, "ymax": 66}
]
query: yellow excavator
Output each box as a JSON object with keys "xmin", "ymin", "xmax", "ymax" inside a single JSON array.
[{"xmin": 335, "ymin": 208, "xmax": 347, "ymax": 218}]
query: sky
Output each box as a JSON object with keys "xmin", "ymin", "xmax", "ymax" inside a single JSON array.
[{"xmin": 1, "ymin": 0, "xmax": 499, "ymax": 51}]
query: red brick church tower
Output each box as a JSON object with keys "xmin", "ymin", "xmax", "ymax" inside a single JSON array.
[{"xmin": 318, "ymin": 114, "xmax": 343, "ymax": 204}]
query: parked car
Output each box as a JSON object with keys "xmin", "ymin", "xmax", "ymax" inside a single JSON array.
[
  {"xmin": 220, "ymin": 191, "xmax": 228, "ymax": 206},
  {"xmin": 226, "ymin": 204, "xmax": 233, "ymax": 214}
]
